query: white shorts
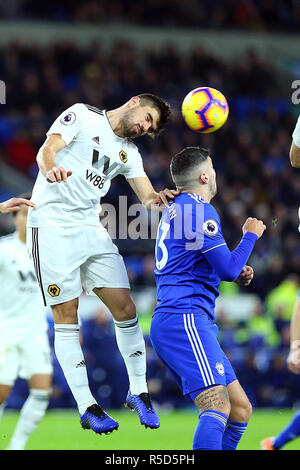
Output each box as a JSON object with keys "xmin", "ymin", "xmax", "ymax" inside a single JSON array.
[
  {"xmin": 27, "ymin": 225, "xmax": 130, "ymax": 306},
  {"xmin": 0, "ymin": 330, "xmax": 53, "ymax": 386}
]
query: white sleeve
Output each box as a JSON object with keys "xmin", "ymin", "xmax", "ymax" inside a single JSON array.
[
  {"xmin": 46, "ymin": 103, "xmax": 87, "ymax": 146},
  {"xmin": 121, "ymin": 148, "xmax": 147, "ymax": 179},
  {"xmin": 292, "ymin": 115, "xmax": 300, "ymax": 148}
]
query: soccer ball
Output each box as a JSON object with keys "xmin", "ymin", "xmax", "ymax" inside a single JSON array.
[{"xmin": 181, "ymin": 87, "xmax": 229, "ymax": 133}]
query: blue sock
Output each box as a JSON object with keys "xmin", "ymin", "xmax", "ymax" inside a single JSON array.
[
  {"xmin": 222, "ymin": 420, "xmax": 248, "ymax": 450},
  {"xmin": 193, "ymin": 410, "xmax": 228, "ymax": 450},
  {"xmin": 273, "ymin": 411, "xmax": 300, "ymax": 449}
]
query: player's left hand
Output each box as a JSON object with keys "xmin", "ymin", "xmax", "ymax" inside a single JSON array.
[
  {"xmin": 152, "ymin": 188, "xmax": 180, "ymax": 207},
  {"xmin": 234, "ymin": 265, "xmax": 254, "ymax": 286}
]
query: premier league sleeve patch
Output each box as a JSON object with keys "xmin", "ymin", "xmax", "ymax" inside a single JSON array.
[
  {"xmin": 60, "ymin": 112, "xmax": 76, "ymax": 125},
  {"xmin": 203, "ymin": 219, "xmax": 218, "ymax": 236}
]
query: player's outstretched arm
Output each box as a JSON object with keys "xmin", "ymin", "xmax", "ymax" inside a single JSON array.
[
  {"xmin": 290, "ymin": 115, "xmax": 300, "ymax": 167},
  {"xmin": 0, "ymin": 197, "xmax": 35, "ymax": 214},
  {"xmin": 128, "ymin": 176, "xmax": 179, "ymax": 210},
  {"xmin": 203, "ymin": 218, "xmax": 265, "ymax": 282},
  {"xmin": 37, "ymin": 134, "xmax": 72, "ymax": 183},
  {"xmin": 287, "ymin": 298, "xmax": 300, "ymax": 374}
]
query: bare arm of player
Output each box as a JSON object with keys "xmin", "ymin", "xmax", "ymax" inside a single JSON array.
[
  {"xmin": 0, "ymin": 197, "xmax": 35, "ymax": 214},
  {"xmin": 290, "ymin": 141, "xmax": 300, "ymax": 168},
  {"xmin": 127, "ymin": 176, "xmax": 179, "ymax": 210},
  {"xmin": 287, "ymin": 298, "xmax": 300, "ymax": 374},
  {"xmin": 37, "ymin": 134, "xmax": 72, "ymax": 182}
]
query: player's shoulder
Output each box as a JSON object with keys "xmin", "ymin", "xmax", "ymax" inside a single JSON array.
[{"xmin": 124, "ymin": 138, "xmax": 140, "ymax": 154}]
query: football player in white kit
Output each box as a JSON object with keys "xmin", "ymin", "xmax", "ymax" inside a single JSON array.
[
  {"xmin": 26, "ymin": 94, "xmax": 176, "ymax": 434},
  {"xmin": 261, "ymin": 115, "xmax": 300, "ymax": 450},
  {"xmin": 0, "ymin": 193, "xmax": 52, "ymax": 450}
]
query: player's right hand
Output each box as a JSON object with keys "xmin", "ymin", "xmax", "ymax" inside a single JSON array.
[
  {"xmin": 242, "ymin": 217, "xmax": 266, "ymax": 239},
  {"xmin": 46, "ymin": 166, "xmax": 72, "ymax": 183}
]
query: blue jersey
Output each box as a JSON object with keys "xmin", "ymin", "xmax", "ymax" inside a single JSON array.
[{"xmin": 154, "ymin": 193, "xmax": 227, "ymax": 320}]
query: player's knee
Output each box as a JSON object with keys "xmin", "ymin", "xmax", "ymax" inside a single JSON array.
[
  {"xmin": 194, "ymin": 385, "xmax": 231, "ymax": 417},
  {"xmin": 51, "ymin": 299, "xmax": 78, "ymax": 324},
  {"xmin": 112, "ymin": 298, "xmax": 136, "ymax": 322}
]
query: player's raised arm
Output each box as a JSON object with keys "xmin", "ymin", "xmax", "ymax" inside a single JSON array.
[
  {"xmin": 37, "ymin": 134, "xmax": 72, "ymax": 183},
  {"xmin": 0, "ymin": 197, "xmax": 35, "ymax": 214},
  {"xmin": 290, "ymin": 115, "xmax": 300, "ymax": 167},
  {"xmin": 127, "ymin": 176, "xmax": 179, "ymax": 210}
]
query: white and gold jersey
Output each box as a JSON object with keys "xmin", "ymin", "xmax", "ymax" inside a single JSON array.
[
  {"xmin": 27, "ymin": 103, "xmax": 147, "ymax": 228},
  {"xmin": 0, "ymin": 232, "xmax": 48, "ymax": 344}
]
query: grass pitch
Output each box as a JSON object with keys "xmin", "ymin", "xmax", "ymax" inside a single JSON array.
[{"xmin": 0, "ymin": 408, "xmax": 299, "ymax": 450}]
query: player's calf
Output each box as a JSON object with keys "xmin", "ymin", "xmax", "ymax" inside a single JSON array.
[{"xmin": 193, "ymin": 385, "xmax": 230, "ymax": 450}]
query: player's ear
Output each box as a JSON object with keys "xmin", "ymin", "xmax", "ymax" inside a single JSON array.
[
  {"xmin": 200, "ymin": 172, "xmax": 209, "ymax": 184},
  {"xmin": 129, "ymin": 96, "xmax": 140, "ymax": 108}
]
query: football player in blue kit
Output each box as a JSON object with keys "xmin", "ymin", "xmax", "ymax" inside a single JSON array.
[{"xmin": 151, "ymin": 147, "xmax": 266, "ymax": 450}]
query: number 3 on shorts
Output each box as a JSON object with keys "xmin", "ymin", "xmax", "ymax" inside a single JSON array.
[{"xmin": 155, "ymin": 221, "xmax": 170, "ymax": 270}]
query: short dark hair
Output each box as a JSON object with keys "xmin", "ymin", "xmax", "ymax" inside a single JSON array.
[
  {"xmin": 170, "ymin": 147, "xmax": 210, "ymax": 184},
  {"xmin": 12, "ymin": 192, "xmax": 32, "ymax": 217},
  {"xmin": 137, "ymin": 93, "xmax": 171, "ymax": 137}
]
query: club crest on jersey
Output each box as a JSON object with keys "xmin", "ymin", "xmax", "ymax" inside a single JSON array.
[
  {"xmin": 215, "ymin": 362, "xmax": 225, "ymax": 376},
  {"xmin": 119, "ymin": 150, "xmax": 127, "ymax": 163},
  {"xmin": 60, "ymin": 112, "xmax": 76, "ymax": 125},
  {"xmin": 203, "ymin": 219, "xmax": 218, "ymax": 236},
  {"xmin": 48, "ymin": 284, "xmax": 61, "ymax": 297}
]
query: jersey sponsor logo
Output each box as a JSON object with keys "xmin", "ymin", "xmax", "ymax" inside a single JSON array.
[
  {"xmin": 203, "ymin": 219, "xmax": 218, "ymax": 236},
  {"xmin": 47, "ymin": 284, "xmax": 61, "ymax": 297},
  {"xmin": 119, "ymin": 150, "xmax": 127, "ymax": 163},
  {"xmin": 215, "ymin": 362, "xmax": 225, "ymax": 376},
  {"xmin": 86, "ymin": 169, "xmax": 105, "ymax": 189},
  {"xmin": 60, "ymin": 112, "xmax": 76, "ymax": 125}
]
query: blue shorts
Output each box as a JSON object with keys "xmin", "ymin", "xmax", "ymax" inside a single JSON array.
[{"xmin": 150, "ymin": 312, "xmax": 237, "ymax": 401}]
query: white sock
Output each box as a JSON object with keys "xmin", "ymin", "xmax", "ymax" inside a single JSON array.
[
  {"xmin": 54, "ymin": 324, "xmax": 96, "ymax": 415},
  {"xmin": 114, "ymin": 315, "xmax": 148, "ymax": 395},
  {"xmin": 8, "ymin": 389, "xmax": 50, "ymax": 450}
]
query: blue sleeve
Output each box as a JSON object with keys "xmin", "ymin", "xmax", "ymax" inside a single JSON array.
[
  {"xmin": 203, "ymin": 232, "xmax": 258, "ymax": 281},
  {"xmin": 195, "ymin": 204, "xmax": 258, "ymax": 281}
]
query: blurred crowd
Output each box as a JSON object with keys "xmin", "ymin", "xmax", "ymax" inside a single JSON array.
[
  {"xmin": 1, "ymin": 0, "xmax": 300, "ymax": 32},
  {"xmin": 1, "ymin": 37, "xmax": 300, "ymax": 410}
]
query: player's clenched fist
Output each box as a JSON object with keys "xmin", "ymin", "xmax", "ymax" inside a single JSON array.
[
  {"xmin": 46, "ymin": 166, "xmax": 72, "ymax": 183},
  {"xmin": 242, "ymin": 217, "xmax": 266, "ymax": 239}
]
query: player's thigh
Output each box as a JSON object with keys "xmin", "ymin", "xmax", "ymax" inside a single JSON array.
[
  {"xmin": 193, "ymin": 385, "xmax": 231, "ymax": 416},
  {"xmin": 27, "ymin": 226, "xmax": 84, "ymax": 306},
  {"xmin": 227, "ymin": 379, "xmax": 252, "ymax": 423},
  {"xmin": 51, "ymin": 297, "xmax": 79, "ymax": 324},
  {"xmin": 151, "ymin": 313, "xmax": 228, "ymax": 397},
  {"xmin": 94, "ymin": 287, "xmax": 136, "ymax": 321},
  {"xmin": 81, "ymin": 228, "xmax": 130, "ymax": 296}
]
